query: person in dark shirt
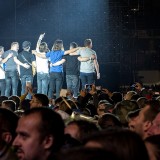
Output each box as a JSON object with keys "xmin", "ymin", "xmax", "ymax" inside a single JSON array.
[
  {"xmin": 18, "ymin": 41, "xmax": 36, "ymax": 99},
  {"xmin": 1, "ymin": 42, "xmax": 30, "ymax": 97},
  {"xmin": 64, "ymin": 42, "xmax": 80, "ymax": 98}
]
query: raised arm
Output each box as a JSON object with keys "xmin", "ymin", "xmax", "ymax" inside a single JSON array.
[{"xmin": 36, "ymin": 33, "xmax": 45, "ymax": 51}]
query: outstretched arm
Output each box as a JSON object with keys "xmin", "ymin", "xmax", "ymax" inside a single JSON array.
[
  {"xmin": 32, "ymin": 50, "xmax": 46, "ymax": 59},
  {"xmin": 64, "ymin": 47, "xmax": 79, "ymax": 55},
  {"xmin": 14, "ymin": 57, "xmax": 30, "ymax": 69},
  {"xmin": 1, "ymin": 53, "xmax": 13, "ymax": 63},
  {"xmin": 77, "ymin": 54, "xmax": 96, "ymax": 62},
  {"xmin": 51, "ymin": 59, "xmax": 66, "ymax": 66}
]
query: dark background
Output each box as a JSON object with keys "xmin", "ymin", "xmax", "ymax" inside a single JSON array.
[{"xmin": 0, "ymin": 0, "xmax": 160, "ymax": 91}]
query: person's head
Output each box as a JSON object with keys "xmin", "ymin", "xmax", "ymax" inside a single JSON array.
[
  {"xmin": 65, "ymin": 119, "xmax": 99, "ymax": 143},
  {"xmin": 30, "ymin": 94, "xmax": 49, "ymax": 108},
  {"xmin": 112, "ymin": 100, "xmax": 139, "ymax": 126},
  {"xmin": 111, "ymin": 92, "xmax": 123, "ymax": 105},
  {"xmin": 97, "ymin": 101, "xmax": 114, "ymax": 116},
  {"xmin": 52, "ymin": 39, "xmax": 64, "ymax": 51},
  {"xmin": 84, "ymin": 39, "xmax": 92, "ymax": 48},
  {"xmin": 11, "ymin": 42, "xmax": 19, "ymax": 52},
  {"xmin": 0, "ymin": 96, "xmax": 8, "ymax": 107},
  {"xmin": 22, "ymin": 41, "xmax": 31, "ymax": 51},
  {"xmin": 9, "ymin": 95, "xmax": 21, "ymax": 110},
  {"xmin": 70, "ymin": 42, "xmax": 78, "ymax": 49},
  {"xmin": 147, "ymin": 112, "xmax": 160, "ymax": 136},
  {"xmin": 84, "ymin": 128, "xmax": 149, "ymax": 160},
  {"xmin": 128, "ymin": 100, "xmax": 160, "ymax": 139},
  {"xmin": 56, "ymin": 147, "xmax": 118, "ymax": 160},
  {"xmin": 13, "ymin": 107, "xmax": 65, "ymax": 160},
  {"xmin": 1, "ymin": 100, "xmax": 16, "ymax": 111},
  {"xmin": 98, "ymin": 113, "xmax": 122, "ymax": 129},
  {"xmin": 0, "ymin": 108, "xmax": 19, "ymax": 144},
  {"xmin": 135, "ymin": 82, "xmax": 143, "ymax": 91},
  {"xmin": 145, "ymin": 135, "xmax": 160, "ymax": 160},
  {"xmin": 0, "ymin": 46, "xmax": 4, "ymax": 55},
  {"xmin": 137, "ymin": 97, "xmax": 148, "ymax": 108},
  {"xmin": 39, "ymin": 42, "xmax": 48, "ymax": 53}
]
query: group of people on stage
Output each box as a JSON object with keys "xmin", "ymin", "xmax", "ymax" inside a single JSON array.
[{"xmin": 0, "ymin": 33, "xmax": 100, "ymax": 99}]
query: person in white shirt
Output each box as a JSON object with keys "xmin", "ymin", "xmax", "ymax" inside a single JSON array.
[
  {"xmin": 0, "ymin": 46, "xmax": 5, "ymax": 96},
  {"xmin": 34, "ymin": 34, "xmax": 50, "ymax": 95}
]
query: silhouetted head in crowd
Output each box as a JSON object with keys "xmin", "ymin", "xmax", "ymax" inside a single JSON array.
[
  {"xmin": 0, "ymin": 108, "xmax": 19, "ymax": 144},
  {"xmin": 30, "ymin": 93, "xmax": 49, "ymax": 108},
  {"xmin": 98, "ymin": 113, "xmax": 122, "ymax": 129},
  {"xmin": 84, "ymin": 128, "xmax": 149, "ymax": 160},
  {"xmin": 8, "ymin": 95, "xmax": 20, "ymax": 110},
  {"xmin": 13, "ymin": 107, "xmax": 65, "ymax": 160},
  {"xmin": 1, "ymin": 100, "xmax": 16, "ymax": 111},
  {"xmin": 0, "ymin": 96, "xmax": 8, "ymax": 107},
  {"xmin": 145, "ymin": 135, "xmax": 160, "ymax": 160},
  {"xmin": 56, "ymin": 147, "xmax": 119, "ymax": 160},
  {"xmin": 137, "ymin": 97, "xmax": 147, "ymax": 108},
  {"xmin": 0, "ymin": 108, "xmax": 19, "ymax": 159},
  {"xmin": 112, "ymin": 100, "xmax": 139, "ymax": 127},
  {"xmin": 65, "ymin": 119, "xmax": 99, "ymax": 143}
]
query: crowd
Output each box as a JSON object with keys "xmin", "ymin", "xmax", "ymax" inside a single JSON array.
[{"xmin": 0, "ymin": 34, "xmax": 160, "ymax": 160}]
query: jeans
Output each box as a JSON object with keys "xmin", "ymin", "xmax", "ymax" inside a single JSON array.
[
  {"xmin": 21, "ymin": 75, "xmax": 33, "ymax": 99},
  {"xmin": 48, "ymin": 72, "xmax": 63, "ymax": 99},
  {"xmin": 0, "ymin": 79, "xmax": 5, "ymax": 96},
  {"xmin": 5, "ymin": 70, "xmax": 19, "ymax": 97},
  {"xmin": 66, "ymin": 75, "xmax": 79, "ymax": 98},
  {"xmin": 80, "ymin": 72, "xmax": 95, "ymax": 90},
  {"xmin": 37, "ymin": 72, "xmax": 49, "ymax": 95}
]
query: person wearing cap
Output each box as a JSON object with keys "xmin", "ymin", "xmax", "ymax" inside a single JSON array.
[
  {"xmin": 1, "ymin": 42, "xmax": 30, "ymax": 97},
  {"xmin": 18, "ymin": 41, "xmax": 36, "ymax": 99}
]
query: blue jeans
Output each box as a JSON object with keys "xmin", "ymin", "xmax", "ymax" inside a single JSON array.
[
  {"xmin": 37, "ymin": 72, "xmax": 49, "ymax": 95},
  {"xmin": 5, "ymin": 70, "xmax": 19, "ymax": 97},
  {"xmin": 66, "ymin": 75, "xmax": 79, "ymax": 98},
  {"xmin": 80, "ymin": 72, "xmax": 95, "ymax": 90},
  {"xmin": 48, "ymin": 72, "xmax": 63, "ymax": 99},
  {"xmin": 21, "ymin": 75, "xmax": 33, "ymax": 99},
  {"xmin": 0, "ymin": 79, "xmax": 5, "ymax": 96}
]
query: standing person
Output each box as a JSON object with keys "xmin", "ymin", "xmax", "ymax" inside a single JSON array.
[
  {"xmin": 64, "ymin": 42, "xmax": 80, "ymax": 98},
  {"xmin": 18, "ymin": 41, "xmax": 36, "ymax": 99},
  {"xmin": 0, "ymin": 46, "xmax": 5, "ymax": 96},
  {"xmin": 77, "ymin": 39, "xmax": 100, "ymax": 90},
  {"xmin": 34, "ymin": 33, "xmax": 50, "ymax": 95},
  {"xmin": 1, "ymin": 42, "xmax": 30, "ymax": 97},
  {"xmin": 33, "ymin": 38, "xmax": 79, "ymax": 99}
]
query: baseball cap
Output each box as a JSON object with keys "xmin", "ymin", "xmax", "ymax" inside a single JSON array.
[{"xmin": 22, "ymin": 41, "xmax": 31, "ymax": 49}]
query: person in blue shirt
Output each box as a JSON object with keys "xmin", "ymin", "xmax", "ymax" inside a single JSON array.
[{"xmin": 33, "ymin": 38, "xmax": 79, "ymax": 99}]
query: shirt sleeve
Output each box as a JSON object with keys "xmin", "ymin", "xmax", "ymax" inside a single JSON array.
[{"xmin": 46, "ymin": 51, "xmax": 51, "ymax": 58}]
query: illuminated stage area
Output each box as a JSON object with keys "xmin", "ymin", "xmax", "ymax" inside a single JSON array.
[{"xmin": 0, "ymin": 0, "xmax": 160, "ymax": 92}]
